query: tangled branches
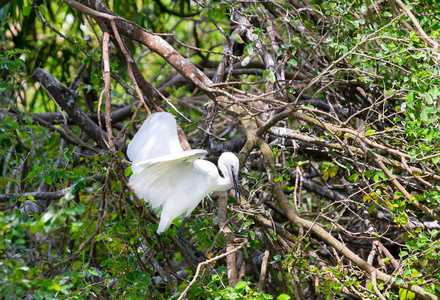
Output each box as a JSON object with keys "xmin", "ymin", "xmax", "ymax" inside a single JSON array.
[{"xmin": 1, "ymin": 0, "xmax": 440, "ymax": 299}]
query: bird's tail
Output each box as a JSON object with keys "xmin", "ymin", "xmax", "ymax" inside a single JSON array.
[{"xmin": 157, "ymin": 216, "xmax": 173, "ymax": 234}]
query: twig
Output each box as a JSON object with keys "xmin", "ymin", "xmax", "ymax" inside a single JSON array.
[
  {"xmin": 371, "ymin": 270, "xmax": 386, "ymax": 300},
  {"xmin": 0, "ymin": 188, "xmax": 72, "ymax": 203},
  {"xmin": 110, "ymin": 20, "xmax": 151, "ymax": 115},
  {"xmin": 177, "ymin": 244, "xmax": 244, "ymax": 300},
  {"xmin": 294, "ymin": 14, "xmax": 404, "ymax": 103},
  {"xmin": 102, "ymin": 31, "xmax": 114, "ymax": 149},
  {"xmin": 217, "ymin": 191, "xmax": 238, "ymax": 287},
  {"xmin": 54, "ymin": 166, "xmax": 110, "ymax": 267},
  {"xmin": 257, "ymin": 250, "xmax": 270, "ymax": 292},
  {"xmin": 258, "ymin": 136, "xmax": 437, "ymax": 300},
  {"xmin": 366, "ymin": 150, "xmax": 440, "ymax": 222},
  {"xmin": 394, "ymin": 0, "xmax": 439, "ymax": 50}
]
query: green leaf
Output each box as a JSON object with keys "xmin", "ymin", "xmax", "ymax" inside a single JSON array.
[
  {"xmin": 394, "ymin": 192, "xmax": 403, "ymax": 199},
  {"xmin": 288, "ymin": 58, "xmax": 298, "ymax": 67},
  {"xmin": 43, "ymin": 280, "xmax": 61, "ymax": 292},
  {"xmin": 241, "ymin": 56, "xmax": 251, "ymax": 67},
  {"xmin": 368, "ymin": 203, "xmax": 378, "ymax": 214},
  {"xmin": 38, "ymin": 5, "xmax": 47, "ymax": 14},
  {"xmin": 200, "ymin": 8, "xmax": 209, "ymax": 18},
  {"xmin": 378, "ymin": 172, "xmax": 387, "ymax": 180},
  {"xmin": 399, "ymin": 288, "xmax": 416, "ymax": 300},
  {"xmin": 234, "ymin": 34, "xmax": 245, "ymax": 44},
  {"xmin": 344, "ymin": 14, "xmax": 354, "ymax": 21},
  {"xmin": 243, "ymin": 246, "xmax": 249, "ymax": 258},
  {"xmin": 23, "ymin": 6, "xmax": 32, "ymax": 16},
  {"xmin": 245, "ymin": 43, "xmax": 254, "ymax": 55},
  {"xmin": 75, "ymin": 204, "xmax": 85, "ymax": 214},
  {"xmin": 411, "ymin": 269, "xmax": 418, "ymax": 277},
  {"xmin": 407, "ymin": 91, "xmax": 415, "ymax": 104},
  {"xmin": 420, "ymin": 107, "xmax": 429, "ymax": 122},
  {"xmin": 125, "ymin": 166, "xmax": 132, "ymax": 177},
  {"xmin": 88, "ymin": 268, "xmax": 99, "ymax": 276},
  {"xmin": 95, "ymin": 234, "xmax": 102, "ymax": 242},
  {"xmin": 44, "ymin": 175, "xmax": 53, "ymax": 185},
  {"xmin": 268, "ymin": 70, "xmax": 275, "ymax": 83},
  {"xmin": 332, "ymin": 268, "xmax": 341, "ymax": 275},
  {"xmin": 374, "ymin": 174, "xmax": 379, "ymax": 182},
  {"xmin": 277, "ymin": 294, "xmax": 291, "ymax": 300},
  {"xmin": 365, "ymin": 129, "xmax": 376, "ymax": 136},
  {"xmin": 348, "ymin": 174, "xmax": 359, "ymax": 182},
  {"xmin": 234, "ymin": 281, "xmax": 247, "ymax": 290}
]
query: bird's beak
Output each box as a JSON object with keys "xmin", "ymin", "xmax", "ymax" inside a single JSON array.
[{"xmin": 231, "ymin": 166, "xmax": 241, "ymax": 205}]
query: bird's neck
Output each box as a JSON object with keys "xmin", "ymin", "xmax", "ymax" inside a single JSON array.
[{"xmin": 216, "ymin": 165, "xmax": 233, "ymax": 191}]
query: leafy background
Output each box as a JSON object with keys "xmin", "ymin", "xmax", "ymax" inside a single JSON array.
[{"xmin": 1, "ymin": 0, "xmax": 440, "ymax": 299}]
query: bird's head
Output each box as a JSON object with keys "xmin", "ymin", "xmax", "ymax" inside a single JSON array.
[{"xmin": 218, "ymin": 152, "xmax": 241, "ymax": 204}]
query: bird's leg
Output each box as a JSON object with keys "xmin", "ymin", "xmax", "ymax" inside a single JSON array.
[{"xmin": 177, "ymin": 217, "xmax": 207, "ymax": 265}]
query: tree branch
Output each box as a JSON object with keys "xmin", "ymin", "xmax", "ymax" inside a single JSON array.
[{"xmin": 32, "ymin": 68, "xmax": 108, "ymax": 149}]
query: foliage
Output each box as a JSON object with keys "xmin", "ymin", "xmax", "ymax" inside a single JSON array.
[{"xmin": 2, "ymin": 0, "xmax": 440, "ymax": 299}]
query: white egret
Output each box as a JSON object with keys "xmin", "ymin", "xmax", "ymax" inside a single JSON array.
[{"xmin": 127, "ymin": 112, "xmax": 240, "ymax": 237}]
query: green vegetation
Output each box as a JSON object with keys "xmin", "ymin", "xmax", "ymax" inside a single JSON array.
[{"xmin": 2, "ymin": 0, "xmax": 440, "ymax": 299}]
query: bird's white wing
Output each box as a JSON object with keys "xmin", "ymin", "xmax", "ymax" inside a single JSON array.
[
  {"xmin": 127, "ymin": 112, "xmax": 183, "ymax": 173},
  {"xmin": 129, "ymin": 149, "xmax": 207, "ymax": 209}
]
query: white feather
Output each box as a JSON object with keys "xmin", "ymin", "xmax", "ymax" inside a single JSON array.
[
  {"xmin": 127, "ymin": 112, "xmax": 183, "ymax": 173},
  {"xmin": 127, "ymin": 112, "xmax": 240, "ymax": 233}
]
